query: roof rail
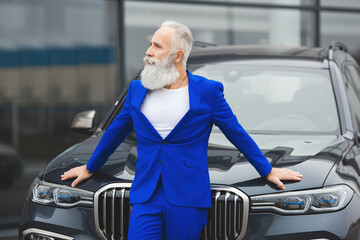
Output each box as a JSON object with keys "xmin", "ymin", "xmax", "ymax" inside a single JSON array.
[
  {"xmin": 328, "ymin": 41, "xmax": 348, "ymax": 60},
  {"xmin": 193, "ymin": 41, "xmax": 217, "ymax": 48},
  {"xmin": 329, "ymin": 41, "xmax": 348, "ymax": 52}
]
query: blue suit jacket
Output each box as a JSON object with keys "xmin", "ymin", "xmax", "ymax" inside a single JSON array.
[{"xmin": 87, "ymin": 70, "xmax": 272, "ymax": 208}]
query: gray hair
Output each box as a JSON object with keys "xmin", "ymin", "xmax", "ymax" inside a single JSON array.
[{"xmin": 160, "ymin": 20, "xmax": 194, "ymax": 64}]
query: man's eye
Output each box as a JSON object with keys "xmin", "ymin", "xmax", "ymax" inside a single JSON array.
[{"xmin": 149, "ymin": 42, "xmax": 161, "ymax": 48}]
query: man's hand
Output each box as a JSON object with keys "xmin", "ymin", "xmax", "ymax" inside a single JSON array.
[
  {"xmin": 61, "ymin": 164, "xmax": 93, "ymax": 187},
  {"xmin": 266, "ymin": 167, "xmax": 302, "ymax": 190}
]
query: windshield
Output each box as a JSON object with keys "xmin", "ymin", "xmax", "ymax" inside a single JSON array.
[{"xmin": 190, "ymin": 61, "xmax": 340, "ymax": 136}]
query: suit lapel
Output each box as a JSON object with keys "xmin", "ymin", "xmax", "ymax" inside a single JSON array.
[
  {"xmin": 133, "ymin": 82, "xmax": 163, "ymax": 139},
  {"xmin": 164, "ymin": 70, "xmax": 202, "ymax": 140},
  {"xmin": 133, "ymin": 82, "xmax": 148, "ymax": 110},
  {"xmin": 134, "ymin": 70, "xmax": 202, "ymax": 140}
]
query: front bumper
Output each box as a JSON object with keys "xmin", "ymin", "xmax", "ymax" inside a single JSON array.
[
  {"xmin": 19, "ymin": 199, "xmax": 98, "ymax": 240},
  {"xmin": 19, "ymin": 193, "xmax": 360, "ymax": 240}
]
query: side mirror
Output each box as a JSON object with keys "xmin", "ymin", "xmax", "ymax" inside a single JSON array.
[{"xmin": 71, "ymin": 110, "xmax": 96, "ymax": 134}]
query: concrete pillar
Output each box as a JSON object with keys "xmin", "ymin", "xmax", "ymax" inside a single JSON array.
[{"xmin": 269, "ymin": 0, "xmax": 301, "ymax": 46}]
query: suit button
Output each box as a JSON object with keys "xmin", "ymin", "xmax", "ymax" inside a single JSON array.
[
  {"xmin": 162, "ymin": 140, "xmax": 166, "ymax": 145},
  {"xmin": 159, "ymin": 160, "xmax": 161, "ymax": 164}
]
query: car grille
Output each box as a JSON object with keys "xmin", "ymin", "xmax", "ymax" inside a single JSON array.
[
  {"xmin": 94, "ymin": 184, "xmax": 249, "ymax": 240},
  {"xmin": 201, "ymin": 186, "xmax": 249, "ymax": 240}
]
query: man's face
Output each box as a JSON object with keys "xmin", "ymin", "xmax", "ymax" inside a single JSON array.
[
  {"xmin": 145, "ymin": 27, "xmax": 175, "ymax": 62},
  {"xmin": 140, "ymin": 27, "xmax": 180, "ymax": 90}
]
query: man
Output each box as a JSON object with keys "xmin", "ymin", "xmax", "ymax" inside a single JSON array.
[{"xmin": 61, "ymin": 20, "xmax": 302, "ymax": 239}]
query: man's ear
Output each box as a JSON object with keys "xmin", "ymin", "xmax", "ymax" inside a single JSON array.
[{"xmin": 174, "ymin": 50, "xmax": 185, "ymax": 63}]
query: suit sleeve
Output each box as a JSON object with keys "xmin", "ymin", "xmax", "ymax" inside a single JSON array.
[
  {"xmin": 212, "ymin": 82, "xmax": 272, "ymax": 177},
  {"xmin": 86, "ymin": 82, "xmax": 134, "ymax": 173}
]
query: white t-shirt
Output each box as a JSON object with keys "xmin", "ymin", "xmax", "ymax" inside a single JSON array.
[{"xmin": 140, "ymin": 86, "xmax": 190, "ymax": 139}]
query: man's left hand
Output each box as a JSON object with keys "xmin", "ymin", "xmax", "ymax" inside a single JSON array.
[{"xmin": 266, "ymin": 168, "xmax": 302, "ymax": 190}]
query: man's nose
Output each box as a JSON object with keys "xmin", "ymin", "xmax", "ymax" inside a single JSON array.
[{"xmin": 146, "ymin": 46, "xmax": 154, "ymax": 56}]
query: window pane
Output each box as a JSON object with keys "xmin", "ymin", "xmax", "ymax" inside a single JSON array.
[
  {"xmin": 191, "ymin": 62, "xmax": 339, "ymax": 134},
  {"xmin": 321, "ymin": 0, "xmax": 360, "ymax": 8},
  {"xmin": 321, "ymin": 12, "xmax": 360, "ymax": 64},
  {"xmin": 184, "ymin": 0, "xmax": 313, "ymax": 6},
  {"xmin": 125, "ymin": 1, "xmax": 315, "ymax": 80}
]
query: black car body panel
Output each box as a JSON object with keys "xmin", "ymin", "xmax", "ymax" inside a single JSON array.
[{"xmin": 19, "ymin": 43, "xmax": 360, "ymax": 240}]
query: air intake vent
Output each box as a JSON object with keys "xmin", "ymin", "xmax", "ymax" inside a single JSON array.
[{"xmin": 94, "ymin": 184, "xmax": 249, "ymax": 240}]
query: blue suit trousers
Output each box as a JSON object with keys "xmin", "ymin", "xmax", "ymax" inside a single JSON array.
[{"xmin": 128, "ymin": 177, "xmax": 208, "ymax": 240}]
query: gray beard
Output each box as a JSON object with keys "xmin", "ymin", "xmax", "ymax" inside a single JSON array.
[{"xmin": 140, "ymin": 54, "xmax": 180, "ymax": 90}]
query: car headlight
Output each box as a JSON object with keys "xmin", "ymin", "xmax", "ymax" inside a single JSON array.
[
  {"xmin": 28, "ymin": 177, "xmax": 93, "ymax": 207},
  {"xmin": 250, "ymin": 185, "xmax": 354, "ymax": 214}
]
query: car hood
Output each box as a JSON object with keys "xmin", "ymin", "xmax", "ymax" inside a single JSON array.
[
  {"xmin": 207, "ymin": 133, "xmax": 349, "ymax": 195},
  {"xmin": 42, "ymin": 132, "xmax": 349, "ymax": 196}
]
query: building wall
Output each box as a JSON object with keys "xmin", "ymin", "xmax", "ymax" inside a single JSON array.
[{"xmin": 0, "ymin": 0, "xmax": 120, "ymax": 230}]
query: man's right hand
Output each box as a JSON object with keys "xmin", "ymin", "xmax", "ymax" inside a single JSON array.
[{"xmin": 61, "ymin": 164, "xmax": 93, "ymax": 187}]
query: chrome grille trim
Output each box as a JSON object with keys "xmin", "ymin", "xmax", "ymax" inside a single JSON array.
[
  {"xmin": 111, "ymin": 189, "xmax": 116, "ymax": 240},
  {"xmin": 203, "ymin": 185, "xmax": 249, "ymax": 240},
  {"xmin": 94, "ymin": 183, "xmax": 249, "ymax": 240},
  {"xmin": 102, "ymin": 191, "xmax": 106, "ymax": 234},
  {"xmin": 22, "ymin": 228, "xmax": 74, "ymax": 240},
  {"xmin": 214, "ymin": 191, "xmax": 220, "ymax": 239},
  {"xmin": 94, "ymin": 183, "xmax": 132, "ymax": 240},
  {"xmin": 224, "ymin": 191, "xmax": 230, "ymax": 240},
  {"xmin": 234, "ymin": 195, "xmax": 239, "ymax": 237},
  {"xmin": 120, "ymin": 188, "xmax": 125, "ymax": 239}
]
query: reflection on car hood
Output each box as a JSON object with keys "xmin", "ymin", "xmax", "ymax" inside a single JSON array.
[
  {"xmin": 208, "ymin": 133, "xmax": 348, "ymax": 195},
  {"xmin": 42, "ymin": 132, "xmax": 349, "ymax": 195}
]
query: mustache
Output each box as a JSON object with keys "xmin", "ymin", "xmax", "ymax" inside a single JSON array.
[{"xmin": 143, "ymin": 56, "xmax": 160, "ymax": 65}]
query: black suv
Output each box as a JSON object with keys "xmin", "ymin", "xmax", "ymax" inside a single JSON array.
[{"xmin": 19, "ymin": 42, "xmax": 360, "ymax": 240}]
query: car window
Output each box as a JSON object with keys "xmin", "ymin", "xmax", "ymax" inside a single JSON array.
[
  {"xmin": 343, "ymin": 64, "xmax": 360, "ymax": 133},
  {"xmin": 191, "ymin": 61, "xmax": 340, "ymax": 136}
]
